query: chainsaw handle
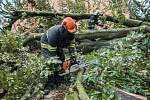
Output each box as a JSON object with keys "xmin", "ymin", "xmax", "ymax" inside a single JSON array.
[{"xmin": 63, "ymin": 60, "xmax": 71, "ymax": 72}]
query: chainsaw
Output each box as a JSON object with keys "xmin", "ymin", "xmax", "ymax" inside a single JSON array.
[{"xmin": 59, "ymin": 59, "xmax": 98, "ymax": 76}]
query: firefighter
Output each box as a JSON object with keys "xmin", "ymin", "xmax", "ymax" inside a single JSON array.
[{"xmin": 40, "ymin": 17, "xmax": 77, "ymax": 72}]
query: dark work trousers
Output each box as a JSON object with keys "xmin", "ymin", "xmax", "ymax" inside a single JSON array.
[{"xmin": 41, "ymin": 47, "xmax": 66, "ymax": 95}]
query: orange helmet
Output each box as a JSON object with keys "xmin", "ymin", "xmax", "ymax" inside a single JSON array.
[{"xmin": 62, "ymin": 17, "xmax": 77, "ymax": 33}]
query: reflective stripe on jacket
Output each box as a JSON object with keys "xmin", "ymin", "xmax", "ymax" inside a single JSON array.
[
  {"xmin": 40, "ymin": 25, "xmax": 76, "ymax": 56},
  {"xmin": 41, "ymin": 43, "xmax": 57, "ymax": 52}
]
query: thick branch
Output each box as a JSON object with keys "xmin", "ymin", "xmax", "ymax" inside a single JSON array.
[
  {"xmin": 13, "ymin": 10, "xmax": 92, "ymax": 20},
  {"xmin": 104, "ymin": 15, "xmax": 150, "ymax": 27},
  {"xmin": 115, "ymin": 88, "xmax": 147, "ymax": 100},
  {"xmin": 9, "ymin": 10, "xmax": 150, "ymax": 28},
  {"xmin": 3, "ymin": 11, "xmax": 22, "ymax": 30},
  {"xmin": 23, "ymin": 26, "xmax": 150, "ymax": 47},
  {"xmin": 76, "ymin": 25, "xmax": 150, "ymax": 40},
  {"xmin": 77, "ymin": 40, "xmax": 114, "ymax": 53},
  {"xmin": 75, "ymin": 70, "xmax": 90, "ymax": 100},
  {"xmin": 4, "ymin": 15, "xmax": 22, "ymax": 30},
  {"xmin": 24, "ymin": 38, "xmax": 112, "ymax": 53}
]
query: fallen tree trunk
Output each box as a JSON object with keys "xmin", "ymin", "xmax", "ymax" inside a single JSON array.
[
  {"xmin": 5, "ymin": 10, "xmax": 150, "ymax": 30},
  {"xmin": 104, "ymin": 16, "xmax": 150, "ymax": 27},
  {"xmin": 13, "ymin": 10, "xmax": 92, "ymax": 20},
  {"xmin": 75, "ymin": 70, "xmax": 90, "ymax": 100},
  {"xmin": 115, "ymin": 88, "xmax": 147, "ymax": 100},
  {"xmin": 24, "ymin": 38, "xmax": 113, "ymax": 53},
  {"xmin": 23, "ymin": 25, "xmax": 150, "ymax": 47},
  {"xmin": 22, "ymin": 26, "xmax": 150, "ymax": 53},
  {"xmin": 12, "ymin": 10, "xmax": 150, "ymax": 27},
  {"xmin": 6, "ymin": 10, "xmax": 92, "ymax": 29},
  {"xmin": 77, "ymin": 40, "xmax": 115, "ymax": 53},
  {"xmin": 76, "ymin": 25, "xmax": 150, "ymax": 40}
]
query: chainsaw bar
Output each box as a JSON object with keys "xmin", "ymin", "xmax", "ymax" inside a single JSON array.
[{"xmin": 59, "ymin": 59, "xmax": 98, "ymax": 76}]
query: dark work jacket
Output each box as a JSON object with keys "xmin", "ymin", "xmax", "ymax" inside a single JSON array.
[{"xmin": 41, "ymin": 25, "xmax": 76, "ymax": 59}]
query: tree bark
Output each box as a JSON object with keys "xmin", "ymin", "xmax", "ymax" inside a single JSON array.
[
  {"xmin": 76, "ymin": 25, "xmax": 150, "ymax": 40},
  {"xmin": 77, "ymin": 40, "xmax": 114, "ymax": 53},
  {"xmin": 115, "ymin": 88, "xmax": 147, "ymax": 100},
  {"xmin": 23, "ymin": 25, "xmax": 150, "ymax": 47},
  {"xmin": 104, "ymin": 15, "xmax": 150, "ymax": 27},
  {"xmin": 22, "ymin": 26, "xmax": 150, "ymax": 53},
  {"xmin": 75, "ymin": 70, "xmax": 90, "ymax": 100},
  {"xmin": 12, "ymin": 10, "xmax": 92, "ymax": 20},
  {"xmin": 24, "ymin": 38, "xmax": 113, "ymax": 54},
  {"xmin": 7, "ymin": 10, "xmax": 150, "ymax": 30}
]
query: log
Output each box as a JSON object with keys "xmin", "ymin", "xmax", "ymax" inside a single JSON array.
[
  {"xmin": 105, "ymin": 16, "xmax": 150, "ymax": 27},
  {"xmin": 13, "ymin": 10, "xmax": 150, "ymax": 26},
  {"xmin": 6, "ymin": 10, "xmax": 150, "ymax": 29},
  {"xmin": 12, "ymin": 10, "xmax": 150, "ymax": 27},
  {"xmin": 22, "ymin": 26, "xmax": 150, "ymax": 53},
  {"xmin": 13, "ymin": 10, "xmax": 92, "ymax": 20},
  {"xmin": 23, "ymin": 26, "xmax": 150, "ymax": 47},
  {"xmin": 5, "ymin": 10, "xmax": 92, "ymax": 30},
  {"xmin": 115, "ymin": 88, "xmax": 147, "ymax": 100},
  {"xmin": 24, "ymin": 38, "xmax": 113, "ymax": 53},
  {"xmin": 76, "ymin": 40, "xmax": 115, "ymax": 53},
  {"xmin": 75, "ymin": 70, "xmax": 90, "ymax": 100},
  {"xmin": 76, "ymin": 25, "xmax": 150, "ymax": 40}
]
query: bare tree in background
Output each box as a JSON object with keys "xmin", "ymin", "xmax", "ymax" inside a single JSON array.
[
  {"xmin": 0, "ymin": 0, "xmax": 21, "ymax": 30},
  {"xmin": 128, "ymin": 0, "xmax": 150, "ymax": 21}
]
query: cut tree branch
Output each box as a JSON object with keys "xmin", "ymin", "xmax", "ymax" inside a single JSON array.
[
  {"xmin": 115, "ymin": 88, "xmax": 147, "ymax": 100},
  {"xmin": 77, "ymin": 40, "xmax": 114, "ymax": 53},
  {"xmin": 6, "ymin": 10, "xmax": 150, "ymax": 30},
  {"xmin": 23, "ymin": 25, "xmax": 150, "ymax": 47},
  {"xmin": 75, "ymin": 25, "xmax": 150, "ymax": 40},
  {"xmin": 75, "ymin": 70, "xmax": 90, "ymax": 100},
  {"xmin": 12, "ymin": 10, "xmax": 92, "ymax": 20},
  {"xmin": 104, "ymin": 16, "xmax": 150, "ymax": 27},
  {"xmin": 22, "ymin": 26, "xmax": 150, "ymax": 53}
]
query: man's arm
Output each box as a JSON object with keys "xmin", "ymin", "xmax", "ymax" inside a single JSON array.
[{"xmin": 45, "ymin": 27, "xmax": 59, "ymax": 57}]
